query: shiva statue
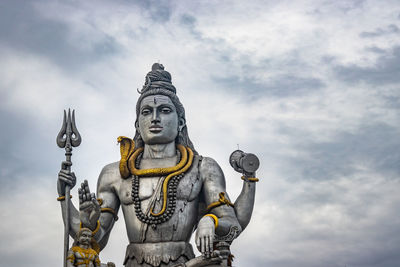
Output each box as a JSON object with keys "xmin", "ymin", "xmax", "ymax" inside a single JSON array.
[{"xmin": 57, "ymin": 63, "xmax": 259, "ymax": 267}]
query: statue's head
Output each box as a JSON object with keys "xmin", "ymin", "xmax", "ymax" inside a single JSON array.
[
  {"xmin": 76, "ymin": 228, "xmax": 92, "ymax": 247},
  {"xmin": 134, "ymin": 63, "xmax": 196, "ymax": 153}
]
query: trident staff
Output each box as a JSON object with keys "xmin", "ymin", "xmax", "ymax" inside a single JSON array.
[{"xmin": 56, "ymin": 109, "xmax": 81, "ymax": 267}]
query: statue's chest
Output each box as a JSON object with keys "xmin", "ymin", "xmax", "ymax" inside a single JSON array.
[
  {"xmin": 118, "ymin": 156, "xmax": 203, "ymax": 205},
  {"xmin": 73, "ymin": 251, "xmax": 96, "ymax": 266}
]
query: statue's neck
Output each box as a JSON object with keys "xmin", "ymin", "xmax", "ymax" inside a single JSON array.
[{"xmin": 143, "ymin": 142, "xmax": 176, "ymax": 159}]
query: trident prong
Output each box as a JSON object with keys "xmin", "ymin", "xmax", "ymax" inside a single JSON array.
[
  {"xmin": 56, "ymin": 108, "xmax": 82, "ymax": 267},
  {"xmin": 70, "ymin": 110, "xmax": 81, "ymax": 147},
  {"xmin": 57, "ymin": 109, "xmax": 81, "ymax": 150}
]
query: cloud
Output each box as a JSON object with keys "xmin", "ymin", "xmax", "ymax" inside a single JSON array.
[
  {"xmin": 360, "ymin": 24, "xmax": 400, "ymax": 38},
  {"xmin": 213, "ymin": 73, "xmax": 324, "ymax": 99},
  {"xmin": 334, "ymin": 46, "xmax": 400, "ymax": 85},
  {"xmin": 279, "ymin": 122, "xmax": 400, "ymax": 181},
  {"xmin": 0, "ymin": 1, "xmax": 121, "ymax": 73},
  {"xmin": 1, "ymin": 1, "xmax": 400, "ymax": 267}
]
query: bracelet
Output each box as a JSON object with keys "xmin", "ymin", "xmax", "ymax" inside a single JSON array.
[
  {"xmin": 57, "ymin": 195, "xmax": 72, "ymax": 201},
  {"xmin": 92, "ymin": 220, "xmax": 101, "ymax": 235},
  {"xmin": 80, "ymin": 220, "xmax": 101, "ymax": 235},
  {"xmin": 241, "ymin": 176, "xmax": 259, "ymax": 182},
  {"xmin": 204, "ymin": 214, "xmax": 219, "ymax": 229}
]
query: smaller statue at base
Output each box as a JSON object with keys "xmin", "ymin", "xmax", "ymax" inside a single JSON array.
[{"xmin": 67, "ymin": 228, "xmax": 115, "ymax": 267}]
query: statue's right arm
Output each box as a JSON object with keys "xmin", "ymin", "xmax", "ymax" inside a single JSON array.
[{"xmin": 58, "ymin": 162, "xmax": 121, "ymax": 250}]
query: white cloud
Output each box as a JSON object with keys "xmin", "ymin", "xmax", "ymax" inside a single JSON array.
[{"xmin": 1, "ymin": 1, "xmax": 400, "ymax": 266}]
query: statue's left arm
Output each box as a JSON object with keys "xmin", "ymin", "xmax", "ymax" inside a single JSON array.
[{"xmin": 196, "ymin": 157, "xmax": 242, "ymax": 254}]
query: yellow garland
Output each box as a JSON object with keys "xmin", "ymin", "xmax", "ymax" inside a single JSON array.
[
  {"xmin": 150, "ymin": 147, "xmax": 194, "ymax": 216},
  {"xmin": 128, "ymin": 144, "xmax": 188, "ymax": 177},
  {"xmin": 71, "ymin": 246, "xmax": 99, "ymax": 266},
  {"xmin": 204, "ymin": 214, "xmax": 219, "ymax": 229},
  {"xmin": 206, "ymin": 192, "xmax": 234, "ymax": 213},
  {"xmin": 241, "ymin": 176, "xmax": 259, "ymax": 182}
]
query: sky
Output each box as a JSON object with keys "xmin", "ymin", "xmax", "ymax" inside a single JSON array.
[{"xmin": 0, "ymin": 0, "xmax": 400, "ymax": 266}]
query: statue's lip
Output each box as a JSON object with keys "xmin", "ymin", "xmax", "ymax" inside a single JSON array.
[{"xmin": 149, "ymin": 125, "xmax": 163, "ymax": 132}]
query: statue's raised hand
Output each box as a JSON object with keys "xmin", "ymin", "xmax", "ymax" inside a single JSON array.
[
  {"xmin": 78, "ymin": 180, "xmax": 100, "ymax": 229},
  {"xmin": 57, "ymin": 161, "xmax": 77, "ymax": 196},
  {"xmin": 195, "ymin": 216, "xmax": 215, "ymax": 258}
]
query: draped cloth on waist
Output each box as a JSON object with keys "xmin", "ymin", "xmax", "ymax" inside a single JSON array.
[{"xmin": 124, "ymin": 241, "xmax": 195, "ymax": 267}]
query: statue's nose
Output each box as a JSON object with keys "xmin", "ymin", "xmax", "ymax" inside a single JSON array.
[{"xmin": 151, "ymin": 110, "xmax": 160, "ymax": 124}]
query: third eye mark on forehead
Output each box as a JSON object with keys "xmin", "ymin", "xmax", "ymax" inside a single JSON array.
[{"xmin": 140, "ymin": 96, "xmax": 175, "ymax": 110}]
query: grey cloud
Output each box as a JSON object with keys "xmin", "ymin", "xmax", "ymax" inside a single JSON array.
[
  {"xmin": 360, "ymin": 24, "xmax": 400, "ymax": 38},
  {"xmin": 336, "ymin": 0, "xmax": 366, "ymax": 13},
  {"xmin": 0, "ymin": 109, "xmax": 60, "ymax": 194},
  {"xmin": 334, "ymin": 46, "xmax": 400, "ymax": 85},
  {"xmin": 280, "ymin": 122, "xmax": 400, "ymax": 181},
  {"xmin": 179, "ymin": 13, "xmax": 201, "ymax": 39},
  {"xmin": 178, "ymin": 13, "xmax": 218, "ymax": 42},
  {"xmin": 0, "ymin": 1, "xmax": 120, "ymax": 71},
  {"xmin": 365, "ymin": 46, "xmax": 387, "ymax": 54},
  {"xmin": 134, "ymin": 0, "xmax": 172, "ymax": 23},
  {"xmin": 180, "ymin": 14, "xmax": 196, "ymax": 27},
  {"xmin": 209, "ymin": 51, "xmax": 326, "ymax": 99},
  {"xmin": 213, "ymin": 73, "xmax": 324, "ymax": 100}
]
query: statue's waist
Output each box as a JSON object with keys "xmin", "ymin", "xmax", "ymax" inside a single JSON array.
[{"xmin": 124, "ymin": 241, "xmax": 195, "ymax": 266}]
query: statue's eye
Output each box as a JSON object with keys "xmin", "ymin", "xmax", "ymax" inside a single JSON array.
[
  {"xmin": 141, "ymin": 108, "xmax": 151, "ymax": 115},
  {"xmin": 160, "ymin": 107, "xmax": 172, "ymax": 114}
]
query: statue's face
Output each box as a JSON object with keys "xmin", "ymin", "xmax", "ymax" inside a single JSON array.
[
  {"xmin": 138, "ymin": 95, "xmax": 180, "ymax": 145},
  {"xmin": 78, "ymin": 230, "xmax": 91, "ymax": 246}
]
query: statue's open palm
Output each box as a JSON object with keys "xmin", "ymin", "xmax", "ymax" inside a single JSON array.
[{"xmin": 78, "ymin": 180, "xmax": 100, "ymax": 229}]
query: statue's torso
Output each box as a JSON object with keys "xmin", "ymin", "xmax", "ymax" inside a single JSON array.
[
  {"xmin": 69, "ymin": 246, "xmax": 99, "ymax": 267},
  {"xmin": 110, "ymin": 155, "xmax": 203, "ymax": 243}
]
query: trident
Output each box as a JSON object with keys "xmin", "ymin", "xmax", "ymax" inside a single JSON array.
[{"xmin": 56, "ymin": 109, "xmax": 82, "ymax": 267}]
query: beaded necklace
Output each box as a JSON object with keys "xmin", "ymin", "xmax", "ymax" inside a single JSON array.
[{"xmin": 131, "ymin": 145, "xmax": 194, "ymax": 227}]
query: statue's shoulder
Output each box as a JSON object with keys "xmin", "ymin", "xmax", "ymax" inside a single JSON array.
[
  {"xmin": 198, "ymin": 156, "xmax": 225, "ymax": 182},
  {"xmin": 98, "ymin": 161, "xmax": 121, "ymax": 186},
  {"xmin": 198, "ymin": 156, "xmax": 223, "ymax": 172}
]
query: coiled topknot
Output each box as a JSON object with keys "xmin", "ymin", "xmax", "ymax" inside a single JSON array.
[{"xmin": 138, "ymin": 63, "xmax": 176, "ymax": 94}]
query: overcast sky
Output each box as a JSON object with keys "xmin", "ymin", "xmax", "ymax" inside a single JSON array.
[{"xmin": 1, "ymin": 0, "xmax": 400, "ymax": 267}]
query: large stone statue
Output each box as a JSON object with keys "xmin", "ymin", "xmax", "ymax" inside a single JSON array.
[{"xmin": 57, "ymin": 63, "xmax": 259, "ymax": 267}]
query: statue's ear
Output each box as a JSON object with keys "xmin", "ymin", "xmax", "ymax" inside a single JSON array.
[
  {"xmin": 178, "ymin": 118, "xmax": 186, "ymax": 132},
  {"xmin": 135, "ymin": 121, "xmax": 140, "ymax": 132}
]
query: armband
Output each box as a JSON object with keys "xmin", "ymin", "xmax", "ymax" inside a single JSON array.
[
  {"xmin": 101, "ymin": 207, "xmax": 119, "ymax": 221},
  {"xmin": 241, "ymin": 176, "xmax": 259, "ymax": 182},
  {"xmin": 57, "ymin": 195, "xmax": 72, "ymax": 201},
  {"xmin": 206, "ymin": 192, "xmax": 234, "ymax": 213}
]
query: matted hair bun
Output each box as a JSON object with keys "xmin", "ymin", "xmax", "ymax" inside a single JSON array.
[{"xmin": 138, "ymin": 63, "xmax": 176, "ymax": 94}]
